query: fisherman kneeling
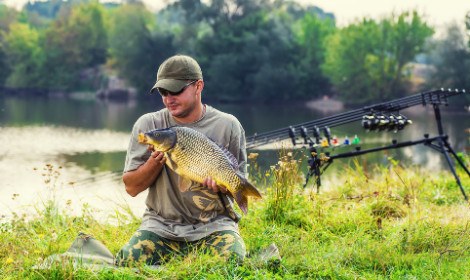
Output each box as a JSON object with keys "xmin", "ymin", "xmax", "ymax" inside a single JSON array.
[{"xmin": 115, "ymin": 55, "xmax": 253, "ymax": 266}]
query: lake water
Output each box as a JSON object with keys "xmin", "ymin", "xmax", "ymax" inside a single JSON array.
[{"xmin": 0, "ymin": 94, "xmax": 468, "ymax": 222}]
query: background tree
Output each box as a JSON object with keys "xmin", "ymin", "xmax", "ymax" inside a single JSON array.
[
  {"xmin": 198, "ymin": 10, "xmax": 298, "ymax": 101},
  {"xmin": 171, "ymin": 0, "xmax": 305, "ymax": 101},
  {"xmin": 3, "ymin": 22, "xmax": 44, "ymax": 87},
  {"xmin": 108, "ymin": 2, "xmax": 175, "ymax": 94},
  {"xmin": 322, "ymin": 12, "xmax": 433, "ymax": 104},
  {"xmin": 1, "ymin": 0, "xmax": 465, "ymax": 104},
  {"xmin": 467, "ymin": 12, "xmax": 470, "ymax": 48},
  {"xmin": 0, "ymin": 4, "xmax": 18, "ymax": 85},
  {"xmin": 0, "ymin": 39, "xmax": 8, "ymax": 85},
  {"xmin": 426, "ymin": 23, "xmax": 470, "ymax": 93},
  {"xmin": 292, "ymin": 9, "xmax": 335, "ymax": 98},
  {"xmin": 39, "ymin": 1, "xmax": 107, "ymax": 89},
  {"xmin": 160, "ymin": 0, "xmax": 209, "ymax": 56}
]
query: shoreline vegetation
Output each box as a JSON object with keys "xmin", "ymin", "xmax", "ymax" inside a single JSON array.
[
  {"xmin": 0, "ymin": 86, "xmax": 348, "ymax": 111},
  {"xmin": 1, "ymin": 154, "xmax": 469, "ymax": 279},
  {"xmin": 1, "ymin": 1, "xmax": 469, "ymax": 109}
]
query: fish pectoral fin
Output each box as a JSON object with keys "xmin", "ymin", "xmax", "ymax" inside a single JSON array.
[{"xmin": 165, "ymin": 153, "xmax": 177, "ymax": 171}]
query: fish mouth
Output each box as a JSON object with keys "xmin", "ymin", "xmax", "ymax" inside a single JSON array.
[
  {"xmin": 138, "ymin": 133, "xmax": 148, "ymax": 144},
  {"xmin": 138, "ymin": 128, "xmax": 177, "ymax": 152}
]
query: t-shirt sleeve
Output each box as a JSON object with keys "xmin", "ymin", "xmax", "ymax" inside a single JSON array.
[
  {"xmin": 229, "ymin": 119, "xmax": 248, "ymax": 176},
  {"xmin": 123, "ymin": 115, "xmax": 153, "ymax": 173}
]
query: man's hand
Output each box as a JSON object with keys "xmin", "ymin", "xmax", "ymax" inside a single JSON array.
[
  {"xmin": 122, "ymin": 149, "xmax": 166, "ymax": 197},
  {"xmin": 150, "ymin": 150, "xmax": 166, "ymax": 166},
  {"xmin": 202, "ymin": 177, "xmax": 227, "ymax": 193}
]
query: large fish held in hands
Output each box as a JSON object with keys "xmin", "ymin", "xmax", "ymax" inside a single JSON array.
[{"xmin": 138, "ymin": 126, "xmax": 262, "ymax": 214}]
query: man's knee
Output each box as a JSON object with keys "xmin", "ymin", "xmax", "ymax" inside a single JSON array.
[
  {"xmin": 114, "ymin": 230, "xmax": 161, "ymax": 267},
  {"xmin": 202, "ymin": 230, "xmax": 246, "ymax": 262}
]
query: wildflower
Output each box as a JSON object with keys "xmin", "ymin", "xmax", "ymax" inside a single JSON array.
[{"xmin": 248, "ymin": 153, "xmax": 259, "ymax": 160}]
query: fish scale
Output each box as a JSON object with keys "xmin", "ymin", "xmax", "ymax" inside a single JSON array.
[
  {"xmin": 138, "ymin": 126, "xmax": 262, "ymax": 214},
  {"xmin": 169, "ymin": 128, "xmax": 241, "ymax": 193}
]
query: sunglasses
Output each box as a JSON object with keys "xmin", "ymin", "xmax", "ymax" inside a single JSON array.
[{"xmin": 157, "ymin": 80, "xmax": 198, "ymax": 97}]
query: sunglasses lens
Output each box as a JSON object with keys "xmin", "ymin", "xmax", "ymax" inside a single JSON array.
[
  {"xmin": 157, "ymin": 89, "xmax": 169, "ymax": 97},
  {"xmin": 157, "ymin": 80, "xmax": 197, "ymax": 97}
]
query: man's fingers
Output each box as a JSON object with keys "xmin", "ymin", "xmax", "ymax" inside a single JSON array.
[
  {"xmin": 203, "ymin": 177, "xmax": 214, "ymax": 192},
  {"xmin": 150, "ymin": 151, "xmax": 166, "ymax": 165},
  {"xmin": 203, "ymin": 177, "xmax": 227, "ymax": 193}
]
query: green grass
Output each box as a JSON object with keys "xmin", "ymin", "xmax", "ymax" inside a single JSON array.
[{"xmin": 1, "ymin": 155, "xmax": 469, "ymax": 279}]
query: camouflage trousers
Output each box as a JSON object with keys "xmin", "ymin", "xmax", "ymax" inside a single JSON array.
[{"xmin": 115, "ymin": 230, "xmax": 246, "ymax": 266}]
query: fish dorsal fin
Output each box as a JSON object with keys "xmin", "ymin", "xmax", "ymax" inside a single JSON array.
[
  {"xmin": 210, "ymin": 138, "xmax": 238, "ymax": 170},
  {"xmin": 223, "ymin": 147, "xmax": 239, "ymax": 170}
]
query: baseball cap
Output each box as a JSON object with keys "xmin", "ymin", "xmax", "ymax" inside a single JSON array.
[{"xmin": 150, "ymin": 55, "xmax": 203, "ymax": 94}]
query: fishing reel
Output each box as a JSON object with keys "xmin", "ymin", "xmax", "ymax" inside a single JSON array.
[
  {"xmin": 290, "ymin": 125, "xmax": 360, "ymax": 149},
  {"xmin": 362, "ymin": 112, "xmax": 412, "ymax": 132}
]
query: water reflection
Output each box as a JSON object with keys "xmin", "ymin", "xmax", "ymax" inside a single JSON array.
[
  {"xmin": 61, "ymin": 151, "xmax": 126, "ymax": 174},
  {"xmin": 0, "ymin": 125, "xmax": 146, "ymax": 222},
  {"xmin": 0, "ymin": 94, "xmax": 161, "ymax": 131}
]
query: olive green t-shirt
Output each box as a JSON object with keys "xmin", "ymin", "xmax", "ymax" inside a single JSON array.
[{"xmin": 124, "ymin": 105, "xmax": 247, "ymax": 242}]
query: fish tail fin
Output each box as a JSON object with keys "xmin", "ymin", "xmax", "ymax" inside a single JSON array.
[{"xmin": 234, "ymin": 173, "xmax": 263, "ymax": 214}]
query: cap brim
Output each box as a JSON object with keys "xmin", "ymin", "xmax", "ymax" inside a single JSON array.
[{"xmin": 149, "ymin": 79, "xmax": 189, "ymax": 94}]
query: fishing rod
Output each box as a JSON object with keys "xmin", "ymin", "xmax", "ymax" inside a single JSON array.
[
  {"xmin": 246, "ymin": 88, "xmax": 465, "ymax": 149},
  {"xmin": 246, "ymin": 88, "xmax": 470, "ymax": 200}
]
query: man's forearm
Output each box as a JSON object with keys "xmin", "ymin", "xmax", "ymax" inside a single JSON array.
[{"xmin": 123, "ymin": 151, "xmax": 166, "ymax": 196}]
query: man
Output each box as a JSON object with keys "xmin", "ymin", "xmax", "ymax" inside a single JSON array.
[{"xmin": 115, "ymin": 54, "xmax": 247, "ymax": 266}]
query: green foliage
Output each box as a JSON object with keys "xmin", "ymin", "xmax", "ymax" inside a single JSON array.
[
  {"xmin": 292, "ymin": 12, "xmax": 335, "ymax": 97},
  {"xmin": 108, "ymin": 2, "xmax": 175, "ymax": 94},
  {"xmin": 1, "ymin": 1, "xmax": 108, "ymax": 90},
  {"xmin": 0, "ymin": 1, "xmax": 468, "ymax": 102},
  {"xmin": 426, "ymin": 23, "xmax": 470, "ymax": 91},
  {"xmin": 25, "ymin": 0, "xmax": 71, "ymax": 19},
  {"xmin": 263, "ymin": 150, "xmax": 306, "ymax": 224},
  {"xmin": 0, "ymin": 4, "xmax": 18, "ymax": 30},
  {"xmin": 0, "ymin": 4, "xmax": 18, "ymax": 84},
  {"xmin": 39, "ymin": 1, "xmax": 108, "ymax": 90},
  {"xmin": 197, "ymin": 7, "xmax": 299, "ymax": 102},
  {"xmin": 0, "ymin": 42, "xmax": 8, "ymax": 86},
  {"xmin": 467, "ymin": 12, "xmax": 470, "ymax": 49},
  {"xmin": 3, "ymin": 22, "xmax": 44, "ymax": 87},
  {"xmin": 323, "ymin": 11, "xmax": 434, "ymax": 105}
]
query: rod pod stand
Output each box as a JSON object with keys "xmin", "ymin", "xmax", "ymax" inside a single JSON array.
[
  {"xmin": 430, "ymin": 104, "xmax": 469, "ymax": 200},
  {"xmin": 303, "ymin": 103, "xmax": 469, "ymax": 200}
]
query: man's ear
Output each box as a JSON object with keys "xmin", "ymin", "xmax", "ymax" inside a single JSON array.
[{"xmin": 197, "ymin": 80, "xmax": 204, "ymax": 93}]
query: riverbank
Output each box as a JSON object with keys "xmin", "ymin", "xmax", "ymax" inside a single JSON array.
[
  {"xmin": 306, "ymin": 95, "xmax": 344, "ymax": 113},
  {"xmin": 1, "ymin": 158, "xmax": 469, "ymax": 278}
]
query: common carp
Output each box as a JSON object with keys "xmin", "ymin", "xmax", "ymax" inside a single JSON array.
[{"xmin": 138, "ymin": 126, "xmax": 262, "ymax": 214}]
